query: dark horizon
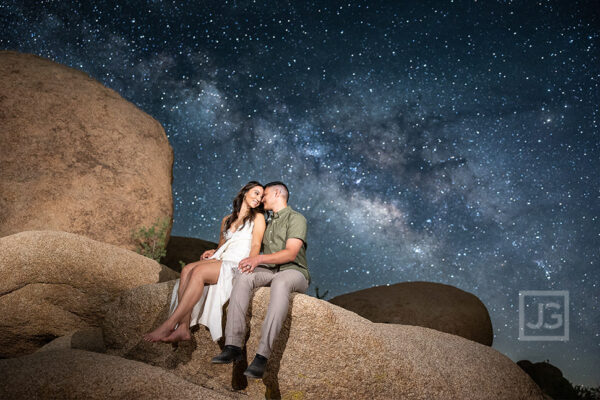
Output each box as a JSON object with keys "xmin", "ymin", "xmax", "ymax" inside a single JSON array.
[{"xmin": 1, "ymin": 0, "xmax": 598, "ymax": 387}]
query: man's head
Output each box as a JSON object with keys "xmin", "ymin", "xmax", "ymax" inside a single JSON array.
[{"xmin": 262, "ymin": 181, "xmax": 289, "ymax": 211}]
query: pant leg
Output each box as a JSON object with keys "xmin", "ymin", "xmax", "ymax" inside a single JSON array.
[
  {"xmin": 224, "ymin": 267, "xmax": 274, "ymax": 348},
  {"xmin": 257, "ymin": 269, "xmax": 309, "ymax": 358}
]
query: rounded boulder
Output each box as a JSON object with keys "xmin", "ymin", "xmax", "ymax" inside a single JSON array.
[
  {"xmin": 102, "ymin": 282, "xmax": 544, "ymax": 399},
  {"xmin": 0, "ymin": 50, "xmax": 173, "ymax": 250},
  {"xmin": 0, "ymin": 230, "xmax": 178, "ymax": 357},
  {"xmin": 0, "ymin": 349, "xmax": 234, "ymax": 400},
  {"xmin": 329, "ymin": 281, "xmax": 494, "ymax": 346}
]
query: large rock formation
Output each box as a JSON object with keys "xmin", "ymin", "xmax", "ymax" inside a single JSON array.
[
  {"xmin": 103, "ymin": 282, "xmax": 545, "ymax": 399},
  {"xmin": 518, "ymin": 360, "xmax": 579, "ymax": 400},
  {"xmin": 0, "ymin": 50, "xmax": 173, "ymax": 251},
  {"xmin": 329, "ymin": 281, "xmax": 494, "ymax": 346},
  {"xmin": 0, "ymin": 230, "xmax": 178, "ymax": 357},
  {"xmin": 0, "ymin": 349, "xmax": 235, "ymax": 400}
]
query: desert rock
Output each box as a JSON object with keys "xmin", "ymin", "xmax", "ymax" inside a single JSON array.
[
  {"xmin": 103, "ymin": 281, "xmax": 544, "ymax": 399},
  {"xmin": 0, "ymin": 230, "xmax": 178, "ymax": 357},
  {"xmin": 0, "ymin": 349, "xmax": 235, "ymax": 400},
  {"xmin": 518, "ymin": 360, "xmax": 578, "ymax": 400},
  {"xmin": 37, "ymin": 327, "xmax": 106, "ymax": 354},
  {"xmin": 0, "ymin": 50, "xmax": 173, "ymax": 250},
  {"xmin": 329, "ymin": 281, "xmax": 494, "ymax": 345}
]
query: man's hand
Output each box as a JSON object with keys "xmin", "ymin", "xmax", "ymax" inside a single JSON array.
[
  {"xmin": 201, "ymin": 249, "xmax": 216, "ymax": 260},
  {"xmin": 238, "ymin": 255, "xmax": 262, "ymax": 274}
]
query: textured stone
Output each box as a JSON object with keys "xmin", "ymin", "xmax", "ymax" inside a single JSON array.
[
  {"xmin": 37, "ymin": 327, "xmax": 106, "ymax": 354},
  {"xmin": 0, "ymin": 349, "xmax": 235, "ymax": 400},
  {"xmin": 518, "ymin": 360, "xmax": 578, "ymax": 400},
  {"xmin": 329, "ymin": 281, "xmax": 494, "ymax": 346},
  {"xmin": 0, "ymin": 230, "xmax": 178, "ymax": 357},
  {"xmin": 103, "ymin": 281, "xmax": 545, "ymax": 399},
  {"xmin": 0, "ymin": 50, "xmax": 173, "ymax": 250}
]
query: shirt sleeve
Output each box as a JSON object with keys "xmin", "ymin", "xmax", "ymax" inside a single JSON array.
[{"xmin": 286, "ymin": 213, "xmax": 307, "ymax": 244}]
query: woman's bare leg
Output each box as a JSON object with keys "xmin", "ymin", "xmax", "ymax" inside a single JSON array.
[
  {"xmin": 170, "ymin": 260, "xmax": 211, "ymax": 332},
  {"xmin": 168, "ymin": 263, "xmax": 195, "ymax": 338},
  {"xmin": 178, "ymin": 261, "xmax": 203, "ymax": 306},
  {"xmin": 143, "ymin": 260, "xmax": 222, "ymax": 342},
  {"xmin": 162, "ymin": 261, "xmax": 222, "ymax": 342},
  {"xmin": 162, "ymin": 314, "xmax": 192, "ymax": 342}
]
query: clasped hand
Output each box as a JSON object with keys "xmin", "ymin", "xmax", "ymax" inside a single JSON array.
[{"xmin": 238, "ymin": 255, "xmax": 261, "ymax": 274}]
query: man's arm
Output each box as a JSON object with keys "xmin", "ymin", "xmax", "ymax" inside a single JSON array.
[{"xmin": 238, "ymin": 238, "xmax": 303, "ymax": 273}]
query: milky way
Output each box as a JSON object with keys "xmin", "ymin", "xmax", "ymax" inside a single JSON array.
[{"xmin": 1, "ymin": 0, "xmax": 598, "ymax": 386}]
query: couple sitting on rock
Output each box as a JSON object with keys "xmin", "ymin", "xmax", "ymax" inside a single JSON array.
[{"xmin": 143, "ymin": 181, "xmax": 309, "ymax": 379}]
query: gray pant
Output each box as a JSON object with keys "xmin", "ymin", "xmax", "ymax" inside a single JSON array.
[{"xmin": 225, "ymin": 266, "xmax": 309, "ymax": 358}]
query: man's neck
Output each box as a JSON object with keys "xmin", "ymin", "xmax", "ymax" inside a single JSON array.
[{"xmin": 271, "ymin": 203, "xmax": 288, "ymax": 214}]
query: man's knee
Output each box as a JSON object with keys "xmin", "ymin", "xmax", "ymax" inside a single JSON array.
[
  {"xmin": 232, "ymin": 272, "xmax": 255, "ymax": 290},
  {"xmin": 271, "ymin": 271, "xmax": 308, "ymax": 294},
  {"xmin": 270, "ymin": 280, "xmax": 299, "ymax": 303},
  {"xmin": 270, "ymin": 278, "xmax": 293, "ymax": 294}
]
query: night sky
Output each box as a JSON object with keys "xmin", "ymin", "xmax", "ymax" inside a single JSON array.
[{"xmin": 1, "ymin": 0, "xmax": 598, "ymax": 387}]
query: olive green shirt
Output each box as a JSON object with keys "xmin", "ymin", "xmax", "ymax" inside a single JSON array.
[{"xmin": 261, "ymin": 206, "xmax": 310, "ymax": 283}]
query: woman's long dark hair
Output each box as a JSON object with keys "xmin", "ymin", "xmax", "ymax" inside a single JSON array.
[{"xmin": 224, "ymin": 181, "xmax": 264, "ymax": 232}]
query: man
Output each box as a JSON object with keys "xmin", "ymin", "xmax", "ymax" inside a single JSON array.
[{"xmin": 211, "ymin": 181, "xmax": 310, "ymax": 379}]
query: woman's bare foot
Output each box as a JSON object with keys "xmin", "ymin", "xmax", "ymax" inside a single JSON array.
[
  {"xmin": 143, "ymin": 323, "xmax": 174, "ymax": 342},
  {"xmin": 161, "ymin": 323, "xmax": 192, "ymax": 343}
]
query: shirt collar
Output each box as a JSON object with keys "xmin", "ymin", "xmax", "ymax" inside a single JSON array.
[{"xmin": 272, "ymin": 206, "xmax": 291, "ymax": 219}]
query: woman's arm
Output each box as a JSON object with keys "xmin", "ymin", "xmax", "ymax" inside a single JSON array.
[
  {"xmin": 249, "ymin": 213, "xmax": 266, "ymax": 257},
  {"xmin": 201, "ymin": 215, "xmax": 229, "ymax": 259},
  {"xmin": 216, "ymin": 215, "xmax": 229, "ymax": 248}
]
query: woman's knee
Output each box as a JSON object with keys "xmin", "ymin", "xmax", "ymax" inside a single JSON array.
[
  {"xmin": 189, "ymin": 266, "xmax": 207, "ymax": 283},
  {"xmin": 181, "ymin": 262, "xmax": 197, "ymax": 275},
  {"xmin": 191, "ymin": 262, "xmax": 221, "ymax": 283}
]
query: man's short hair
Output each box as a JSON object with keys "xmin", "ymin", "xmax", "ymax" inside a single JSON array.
[{"xmin": 265, "ymin": 181, "xmax": 289, "ymax": 201}]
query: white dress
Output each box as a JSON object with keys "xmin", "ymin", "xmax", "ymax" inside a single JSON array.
[{"xmin": 169, "ymin": 220, "xmax": 254, "ymax": 341}]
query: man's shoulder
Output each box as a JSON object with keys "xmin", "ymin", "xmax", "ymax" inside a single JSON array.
[
  {"xmin": 284, "ymin": 207, "xmax": 308, "ymax": 242},
  {"xmin": 287, "ymin": 207, "xmax": 307, "ymax": 223}
]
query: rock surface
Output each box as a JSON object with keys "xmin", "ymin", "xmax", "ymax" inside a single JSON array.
[
  {"xmin": 162, "ymin": 235, "xmax": 217, "ymax": 272},
  {"xmin": 518, "ymin": 360, "xmax": 579, "ymax": 400},
  {"xmin": 37, "ymin": 327, "xmax": 106, "ymax": 354},
  {"xmin": 0, "ymin": 349, "xmax": 235, "ymax": 400},
  {"xmin": 0, "ymin": 230, "xmax": 178, "ymax": 357},
  {"xmin": 0, "ymin": 50, "xmax": 173, "ymax": 251},
  {"xmin": 329, "ymin": 281, "xmax": 494, "ymax": 346},
  {"xmin": 103, "ymin": 281, "xmax": 545, "ymax": 399}
]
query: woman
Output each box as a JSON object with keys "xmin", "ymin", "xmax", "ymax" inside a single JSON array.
[{"xmin": 143, "ymin": 181, "xmax": 266, "ymax": 343}]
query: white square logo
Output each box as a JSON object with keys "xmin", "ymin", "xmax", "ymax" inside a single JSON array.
[{"xmin": 519, "ymin": 290, "xmax": 569, "ymax": 341}]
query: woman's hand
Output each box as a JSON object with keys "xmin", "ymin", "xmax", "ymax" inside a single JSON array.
[{"xmin": 201, "ymin": 249, "xmax": 216, "ymax": 260}]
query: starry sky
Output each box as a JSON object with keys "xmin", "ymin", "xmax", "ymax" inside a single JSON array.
[{"xmin": 2, "ymin": 0, "xmax": 598, "ymax": 387}]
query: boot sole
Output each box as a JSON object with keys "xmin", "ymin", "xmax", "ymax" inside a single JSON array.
[
  {"xmin": 211, "ymin": 354, "xmax": 243, "ymax": 364},
  {"xmin": 243, "ymin": 370, "xmax": 264, "ymax": 379}
]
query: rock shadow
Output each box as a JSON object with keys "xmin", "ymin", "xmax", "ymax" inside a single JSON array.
[
  {"xmin": 262, "ymin": 292, "xmax": 297, "ymax": 400},
  {"xmin": 223, "ymin": 298, "xmax": 250, "ymax": 390}
]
